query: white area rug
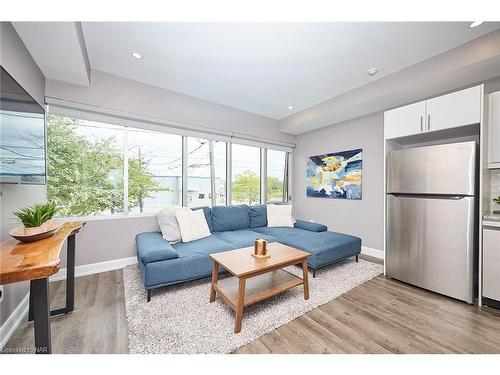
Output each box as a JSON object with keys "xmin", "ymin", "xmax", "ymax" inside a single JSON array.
[{"xmin": 123, "ymin": 258, "xmax": 383, "ymax": 354}]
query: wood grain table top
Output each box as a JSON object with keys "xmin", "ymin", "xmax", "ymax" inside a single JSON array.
[
  {"xmin": 210, "ymin": 242, "xmax": 310, "ymax": 277},
  {"xmin": 0, "ymin": 221, "xmax": 85, "ymax": 285}
]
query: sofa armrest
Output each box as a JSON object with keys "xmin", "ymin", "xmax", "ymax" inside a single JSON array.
[
  {"xmin": 136, "ymin": 232, "xmax": 179, "ymax": 264},
  {"xmin": 294, "ymin": 220, "xmax": 327, "ymax": 232}
]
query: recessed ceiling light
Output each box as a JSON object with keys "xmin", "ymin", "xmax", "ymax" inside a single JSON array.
[
  {"xmin": 469, "ymin": 21, "xmax": 484, "ymax": 28},
  {"xmin": 131, "ymin": 52, "xmax": 143, "ymax": 59},
  {"xmin": 367, "ymin": 68, "xmax": 378, "ymax": 77},
  {"xmin": 288, "ymin": 105, "xmax": 294, "ymax": 110}
]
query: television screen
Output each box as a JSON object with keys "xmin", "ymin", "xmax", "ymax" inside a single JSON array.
[{"xmin": 0, "ymin": 66, "xmax": 46, "ymax": 184}]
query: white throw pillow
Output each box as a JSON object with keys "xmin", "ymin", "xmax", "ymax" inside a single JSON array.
[
  {"xmin": 156, "ymin": 207, "xmax": 190, "ymax": 243},
  {"xmin": 176, "ymin": 209, "xmax": 211, "ymax": 243},
  {"xmin": 267, "ymin": 204, "xmax": 294, "ymax": 227}
]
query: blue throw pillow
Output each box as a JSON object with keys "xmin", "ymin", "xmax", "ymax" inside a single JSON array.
[
  {"xmin": 249, "ymin": 204, "xmax": 268, "ymax": 228},
  {"xmin": 210, "ymin": 205, "xmax": 250, "ymax": 232}
]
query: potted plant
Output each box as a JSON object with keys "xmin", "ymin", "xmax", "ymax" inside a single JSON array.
[{"xmin": 13, "ymin": 202, "xmax": 59, "ymax": 235}]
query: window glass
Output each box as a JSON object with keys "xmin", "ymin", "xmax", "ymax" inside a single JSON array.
[
  {"xmin": 231, "ymin": 144, "xmax": 260, "ymax": 205},
  {"xmin": 213, "ymin": 141, "xmax": 227, "ymax": 205},
  {"xmin": 267, "ymin": 149, "xmax": 287, "ymax": 203},
  {"xmin": 47, "ymin": 114, "xmax": 124, "ymax": 216},
  {"xmin": 187, "ymin": 137, "xmax": 211, "ymax": 207},
  {"xmin": 127, "ymin": 128, "xmax": 182, "ymax": 213}
]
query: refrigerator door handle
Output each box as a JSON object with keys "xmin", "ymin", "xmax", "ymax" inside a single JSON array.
[{"xmin": 388, "ymin": 193, "xmax": 470, "ymax": 200}]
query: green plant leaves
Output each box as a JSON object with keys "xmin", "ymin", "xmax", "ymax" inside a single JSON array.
[{"xmin": 13, "ymin": 202, "xmax": 59, "ymax": 228}]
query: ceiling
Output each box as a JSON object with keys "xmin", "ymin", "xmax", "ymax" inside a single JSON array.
[
  {"xmin": 12, "ymin": 22, "xmax": 500, "ymax": 133},
  {"xmin": 80, "ymin": 22, "xmax": 500, "ymax": 119}
]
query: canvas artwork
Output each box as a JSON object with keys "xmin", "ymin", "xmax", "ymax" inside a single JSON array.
[{"xmin": 306, "ymin": 148, "xmax": 362, "ymax": 199}]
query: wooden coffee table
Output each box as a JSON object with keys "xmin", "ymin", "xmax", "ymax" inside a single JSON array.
[{"xmin": 209, "ymin": 242, "xmax": 310, "ymax": 333}]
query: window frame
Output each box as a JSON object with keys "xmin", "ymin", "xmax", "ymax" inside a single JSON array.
[{"xmin": 47, "ymin": 111, "xmax": 291, "ymax": 220}]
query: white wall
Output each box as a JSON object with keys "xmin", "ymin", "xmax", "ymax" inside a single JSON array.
[
  {"xmin": 46, "ymin": 70, "xmax": 295, "ymax": 145},
  {"xmin": 0, "ymin": 22, "xmax": 46, "ymax": 328},
  {"xmin": 292, "ymin": 112, "xmax": 385, "ymax": 251},
  {"xmin": 58, "ymin": 215, "xmax": 158, "ymax": 268}
]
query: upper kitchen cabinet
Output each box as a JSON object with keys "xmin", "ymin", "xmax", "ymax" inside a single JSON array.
[
  {"xmin": 384, "ymin": 101, "xmax": 426, "ymax": 139},
  {"xmin": 489, "ymin": 91, "xmax": 500, "ymax": 169},
  {"xmin": 384, "ymin": 85, "xmax": 483, "ymax": 140},
  {"xmin": 426, "ymin": 86, "xmax": 482, "ymax": 132}
]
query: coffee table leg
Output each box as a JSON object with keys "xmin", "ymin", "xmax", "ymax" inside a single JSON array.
[
  {"xmin": 302, "ymin": 260, "xmax": 310, "ymax": 300},
  {"xmin": 234, "ymin": 278, "xmax": 246, "ymax": 333},
  {"xmin": 210, "ymin": 261, "xmax": 219, "ymax": 303}
]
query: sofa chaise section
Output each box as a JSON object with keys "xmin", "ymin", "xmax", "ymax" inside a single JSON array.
[{"xmin": 251, "ymin": 225, "xmax": 361, "ymax": 277}]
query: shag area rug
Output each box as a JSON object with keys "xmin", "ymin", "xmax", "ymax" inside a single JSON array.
[{"xmin": 123, "ymin": 258, "xmax": 383, "ymax": 354}]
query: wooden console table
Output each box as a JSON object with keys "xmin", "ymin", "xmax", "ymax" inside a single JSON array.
[{"xmin": 0, "ymin": 221, "xmax": 85, "ymax": 354}]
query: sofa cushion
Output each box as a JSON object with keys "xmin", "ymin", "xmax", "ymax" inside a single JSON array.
[
  {"xmin": 143, "ymin": 256, "xmax": 216, "ymax": 288},
  {"xmin": 214, "ymin": 229, "xmax": 276, "ymax": 248},
  {"xmin": 192, "ymin": 206, "xmax": 213, "ymax": 232},
  {"xmin": 294, "ymin": 220, "xmax": 327, "ymax": 232},
  {"xmin": 176, "ymin": 209, "xmax": 211, "ymax": 243},
  {"xmin": 249, "ymin": 204, "xmax": 267, "ymax": 228},
  {"xmin": 156, "ymin": 207, "xmax": 190, "ymax": 243},
  {"xmin": 172, "ymin": 234, "xmax": 234, "ymax": 256},
  {"xmin": 267, "ymin": 204, "xmax": 294, "ymax": 227},
  {"xmin": 136, "ymin": 232, "xmax": 179, "ymax": 264},
  {"xmin": 210, "ymin": 204, "xmax": 250, "ymax": 232},
  {"xmin": 252, "ymin": 227, "xmax": 361, "ymax": 268}
]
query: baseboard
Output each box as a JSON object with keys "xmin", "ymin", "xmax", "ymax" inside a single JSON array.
[
  {"xmin": 50, "ymin": 256, "xmax": 138, "ymax": 282},
  {"xmin": 361, "ymin": 246, "xmax": 384, "ymax": 260},
  {"xmin": 0, "ymin": 292, "xmax": 29, "ymax": 351}
]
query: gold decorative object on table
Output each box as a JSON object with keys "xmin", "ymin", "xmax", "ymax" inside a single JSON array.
[{"xmin": 252, "ymin": 238, "xmax": 270, "ymax": 258}]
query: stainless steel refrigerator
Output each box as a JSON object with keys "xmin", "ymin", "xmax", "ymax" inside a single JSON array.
[{"xmin": 386, "ymin": 141, "xmax": 477, "ymax": 304}]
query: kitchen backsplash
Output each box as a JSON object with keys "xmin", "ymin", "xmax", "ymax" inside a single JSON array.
[{"xmin": 491, "ymin": 169, "xmax": 500, "ymax": 213}]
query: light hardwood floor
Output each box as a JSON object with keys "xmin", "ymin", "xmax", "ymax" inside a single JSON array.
[{"xmin": 4, "ymin": 268, "xmax": 500, "ymax": 354}]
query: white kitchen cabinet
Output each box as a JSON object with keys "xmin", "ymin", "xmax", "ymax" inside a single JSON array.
[
  {"xmin": 488, "ymin": 91, "xmax": 500, "ymax": 168},
  {"xmin": 384, "ymin": 85, "xmax": 483, "ymax": 140},
  {"xmin": 384, "ymin": 101, "xmax": 426, "ymax": 139},
  {"xmin": 483, "ymin": 226, "xmax": 500, "ymax": 302},
  {"xmin": 426, "ymin": 86, "xmax": 482, "ymax": 132}
]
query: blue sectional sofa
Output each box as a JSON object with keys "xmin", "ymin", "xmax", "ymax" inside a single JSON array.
[{"xmin": 136, "ymin": 204, "xmax": 361, "ymax": 301}]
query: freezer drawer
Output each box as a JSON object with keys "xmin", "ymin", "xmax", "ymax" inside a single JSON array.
[
  {"xmin": 386, "ymin": 195, "xmax": 475, "ymax": 303},
  {"xmin": 387, "ymin": 141, "xmax": 476, "ymax": 195},
  {"xmin": 483, "ymin": 227, "xmax": 500, "ymax": 301}
]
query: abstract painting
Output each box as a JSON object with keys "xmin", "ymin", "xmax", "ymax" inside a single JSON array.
[{"xmin": 306, "ymin": 148, "xmax": 362, "ymax": 199}]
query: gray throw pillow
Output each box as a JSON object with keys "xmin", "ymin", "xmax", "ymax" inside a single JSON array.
[{"xmin": 156, "ymin": 207, "xmax": 190, "ymax": 243}]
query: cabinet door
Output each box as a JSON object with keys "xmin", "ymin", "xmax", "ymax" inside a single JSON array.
[
  {"xmin": 384, "ymin": 101, "xmax": 426, "ymax": 139},
  {"xmin": 483, "ymin": 227, "xmax": 500, "ymax": 301},
  {"xmin": 426, "ymin": 85, "xmax": 482, "ymax": 132},
  {"xmin": 489, "ymin": 92, "xmax": 500, "ymax": 166}
]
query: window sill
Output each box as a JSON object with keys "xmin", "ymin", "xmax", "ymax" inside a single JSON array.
[{"xmin": 55, "ymin": 213, "xmax": 157, "ymax": 222}]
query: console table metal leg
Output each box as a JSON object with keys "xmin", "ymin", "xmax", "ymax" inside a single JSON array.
[
  {"xmin": 29, "ymin": 234, "xmax": 77, "ymax": 320},
  {"xmin": 30, "ymin": 278, "xmax": 51, "ymax": 354},
  {"xmin": 65, "ymin": 234, "xmax": 75, "ymax": 312}
]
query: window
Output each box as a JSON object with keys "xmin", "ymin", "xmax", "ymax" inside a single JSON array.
[
  {"xmin": 127, "ymin": 128, "xmax": 182, "ymax": 214},
  {"xmin": 47, "ymin": 114, "xmax": 124, "ymax": 217},
  {"xmin": 47, "ymin": 113, "xmax": 291, "ymax": 217},
  {"xmin": 267, "ymin": 149, "xmax": 287, "ymax": 203},
  {"xmin": 231, "ymin": 144, "xmax": 261, "ymax": 205},
  {"xmin": 213, "ymin": 141, "xmax": 227, "ymax": 205},
  {"xmin": 187, "ymin": 137, "xmax": 211, "ymax": 207}
]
